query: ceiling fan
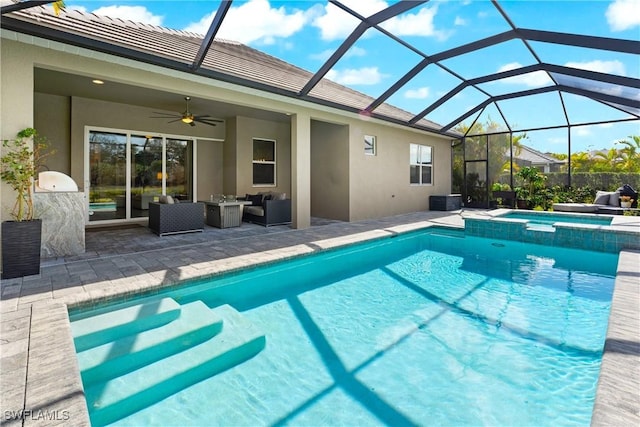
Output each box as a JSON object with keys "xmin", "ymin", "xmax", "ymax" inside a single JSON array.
[{"xmin": 150, "ymin": 96, "xmax": 223, "ymax": 127}]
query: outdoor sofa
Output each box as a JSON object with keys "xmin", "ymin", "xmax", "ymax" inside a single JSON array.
[
  {"xmin": 148, "ymin": 197, "xmax": 205, "ymax": 236},
  {"xmin": 241, "ymin": 192, "xmax": 292, "ymax": 227},
  {"xmin": 553, "ymin": 186, "xmax": 638, "ymax": 215}
]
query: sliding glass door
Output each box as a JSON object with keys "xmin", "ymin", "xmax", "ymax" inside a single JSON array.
[
  {"xmin": 88, "ymin": 131, "xmax": 127, "ymax": 221},
  {"xmin": 131, "ymin": 135, "xmax": 163, "ymax": 218},
  {"xmin": 87, "ymin": 130, "xmax": 194, "ymax": 223}
]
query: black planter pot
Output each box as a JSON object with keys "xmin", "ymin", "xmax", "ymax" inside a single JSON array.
[{"xmin": 2, "ymin": 219, "xmax": 42, "ymax": 279}]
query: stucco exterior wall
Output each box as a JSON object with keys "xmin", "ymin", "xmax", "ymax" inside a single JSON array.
[
  {"xmin": 232, "ymin": 116, "xmax": 292, "ymax": 198},
  {"xmin": 310, "ymin": 120, "xmax": 350, "ymax": 221},
  {"xmin": 223, "ymin": 117, "xmax": 238, "ymax": 195},
  {"xmin": 348, "ymin": 122, "xmax": 452, "ymax": 221},
  {"xmin": 196, "ymin": 140, "xmax": 224, "ymax": 201},
  {"xmin": 1, "ymin": 38, "xmax": 34, "ymax": 225},
  {"xmin": 34, "ymin": 93, "xmax": 71, "ymax": 175}
]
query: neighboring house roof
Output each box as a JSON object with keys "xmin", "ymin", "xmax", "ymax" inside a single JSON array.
[
  {"xmin": 516, "ymin": 145, "xmax": 566, "ymax": 165},
  {"xmin": 1, "ymin": 5, "xmax": 447, "ymax": 134}
]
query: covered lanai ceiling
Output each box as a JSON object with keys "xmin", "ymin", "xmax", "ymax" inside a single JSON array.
[{"xmin": 2, "ymin": 0, "xmax": 639, "ymax": 140}]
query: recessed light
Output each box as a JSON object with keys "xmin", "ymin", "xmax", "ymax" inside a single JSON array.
[{"xmin": 92, "ymin": 79, "xmax": 104, "ymax": 85}]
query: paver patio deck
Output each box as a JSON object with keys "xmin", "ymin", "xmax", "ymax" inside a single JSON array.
[{"xmin": 1, "ymin": 210, "xmax": 638, "ymax": 426}]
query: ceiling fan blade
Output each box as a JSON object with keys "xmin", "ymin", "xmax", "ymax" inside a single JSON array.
[
  {"xmin": 149, "ymin": 97, "xmax": 221, "ymax": 126},
  {"xmin": 194, "ymin": 115, "xmax": 223, "ymax": 122},
  {"xmin": 194, "ymin": 119, "xmax": 219, "ymax": 126}
]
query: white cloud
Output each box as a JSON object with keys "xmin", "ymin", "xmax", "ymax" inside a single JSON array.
[
  {"xmin": 576, "ymin": 126, "xmax": 592, "ymax": 136},
  {"xmin": 310, "ymin": 49, "xmax": 334, "ymax": 61},
  {"xmin": 548, "ymin": 137, "xmax": 567, "ymax": 145},
  {"xmin": 314, "ymin": 1, "xmax": 447, "ymax": 41},
  {"xmin": 310, "ymin": 46, "xmax": 366, "ymax": 61},
  {"xmin": 90, "ymin": 5, "xmax": 164, "ymax": 26},
  {"xmin": 381, "ymin": 5, "xmax": 449, "ymax": 40},
  {"xmin": 454, "ymin": 16, "xmax": 467, "ymax": 26},
  {"xmin": 347, "ymin": 46, "xmax": 367, "ymax": 58},
  {"xmin": 405, "ymin": 87, "xmax": 430, "ymax": 99},
  {"xmin": 313, "ymin": 0, "xmax": 387, "ymax": 41},
  {"xmin": 495, "ymin": 62, "xmax": 553, "ymax": 87},
  {"xmin": 564, "ymin": 60, "xmax": 627, "ymax": 76},
  {"xmin": 606, "ymin": 0, "xmax": 640, "ymax": 31},
  {"xmin": 184, "ymin": 0, "xmax": 309, "ymax": 44},
  {"xmin": 326, "ymin": 67, "xmax": 385, "ymax": 85}
]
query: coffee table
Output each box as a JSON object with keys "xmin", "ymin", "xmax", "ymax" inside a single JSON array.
[{"xmin": 204, "ymin": 201, "xmax": 252, "ymax": 228}]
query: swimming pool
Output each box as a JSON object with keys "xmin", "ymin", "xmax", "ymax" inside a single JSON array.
[
  {"xmin": 501, "ymin": 211, "xmax": 613, "ymax": 228},
  {"xmin": 70, "ymin": 229, "xmax": 618, "ymax": 426}
]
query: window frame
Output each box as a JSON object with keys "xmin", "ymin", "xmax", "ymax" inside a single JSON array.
[
  {"xmin": 252, "ymin": 137, "xmax": 276, "ymax": 187},
  {"xmin": 364, "ymin": 134, "xmax": 376, "ymax": 156},
  {"xmin": 409, "ymin": 143, "xmax": 433, "ymax": 186}
]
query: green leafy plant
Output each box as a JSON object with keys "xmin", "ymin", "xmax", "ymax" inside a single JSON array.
[
  {"xmin": 1, "ymin": 128, "xmax": 52, "ymax": 221},
  {"xmin": 515, "ymin": 166, "xmax": 548, "ymax": 209}
]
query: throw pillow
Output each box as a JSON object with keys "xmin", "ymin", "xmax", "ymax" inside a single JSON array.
[
  {"xmin": 593, "ymin": 191, "xmax": 613, "ymax": 205},
  {"xmin": 609, "ymin": 192, "xmax": 620, "ymax": 207},
  {"xmin": 247, "ymin": 194, "xmax": 263, "ymax": 206}
]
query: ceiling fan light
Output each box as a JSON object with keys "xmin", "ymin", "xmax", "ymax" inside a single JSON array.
[{"xmin": 181, "ymin": 115, "xmax": 194, "ymax": 124}]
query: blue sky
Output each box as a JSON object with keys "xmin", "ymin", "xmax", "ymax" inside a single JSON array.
[{"xmin": 61, "ymin": 0, "xmax": 639, "ymax": 153}]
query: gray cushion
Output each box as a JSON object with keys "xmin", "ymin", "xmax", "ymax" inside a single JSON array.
[
  {"xmin": 159, "ymin": 195, "xmax": 175, "ymax": 204},
  {"xmin": 245, "ymin": 206, "xmax": 264, "ymax": 216},
  {"xmin": 593, "ymin": 191, "xmax": 614, "ymax": 205},
  {"xmin": 553, "ymin": 203, "xmax": 599, "ymax": 213},
  {"xmin": 609, "ymin": 192, "xmax": 620, "ymax": 207}
]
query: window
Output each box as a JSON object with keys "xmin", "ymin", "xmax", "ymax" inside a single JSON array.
[
  {"xmin": 252, "ymin": 138, "xmax": 276, "ymax": 186},
  {"xmin": 364, "ymin": 135, "xmax": 376, "ymax": 156},
  {"xmin": 410, "ymin": 143, "xmax": 433, "ymax": 185}
]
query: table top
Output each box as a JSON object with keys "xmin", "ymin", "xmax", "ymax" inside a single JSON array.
[{"xmin": 203, "ymin": 200, "xmax": 252, "ymax": 206}]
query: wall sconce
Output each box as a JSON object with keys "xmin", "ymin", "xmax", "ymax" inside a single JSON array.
[{"xmin": 156, "ymin": 172, "xmax": 167, "ymax": 180}]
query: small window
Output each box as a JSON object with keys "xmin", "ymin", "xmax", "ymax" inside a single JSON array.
[
  {"xmin": 409, "ymin": 143, "xmax": 433, "ymax": 185},
  {"xmin": 252, "ymin": 138, "xmax": 276, "ymax": 186},
  {"xmin": 364, "ymin": 135, "xmax": 376, "ymax": 156}
]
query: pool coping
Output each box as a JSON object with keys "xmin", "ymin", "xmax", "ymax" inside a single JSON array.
[{"xmin": 1, "ymin": 217, "xmax": 638, "ymax": 426}]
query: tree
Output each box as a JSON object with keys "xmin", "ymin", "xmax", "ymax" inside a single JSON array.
[{"xmin": 615, "ymin": 135, "xmax": 640, "ymax": 171}]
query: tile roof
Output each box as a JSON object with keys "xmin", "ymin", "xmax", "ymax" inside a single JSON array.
[
  {"xmin": 3, "ymin": 4, "xmax": 447, "ymax": 134},
  {"xmin": 516, "ymin": 145, "xmax": 566, "ymax": 164}
]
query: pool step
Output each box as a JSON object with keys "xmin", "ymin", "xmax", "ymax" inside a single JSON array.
[
  {"xmin": 72, "ymin": 297, "xmax": 181, "ymax": 352},
  {"xmin": 85, "ymin": 304, "xmax": 266, "ymax": 426},
  {"xmin": 78, "ymin": 301, "xmax": 224, "ymax": 385}
]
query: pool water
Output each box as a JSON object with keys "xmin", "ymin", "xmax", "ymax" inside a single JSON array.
[
  {"xmin": 502, "ymin": 212, "xmax": 613, "ymax": 227},
  {"xmin": 70, "ymin": 230, "xmax": 618, "ymax": 426}
]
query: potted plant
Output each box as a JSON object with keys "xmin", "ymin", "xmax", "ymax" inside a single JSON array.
[
  {"xmin": 1, "ymin": 128, "xmax": 51, "ymax": 278},
  {"xmin": 514, "ymin": 167, "xmax": 547, "ymax": 210},
  {"xmin": 620, "ymin": 195, "xmax": 634, "ymax": 208}
]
